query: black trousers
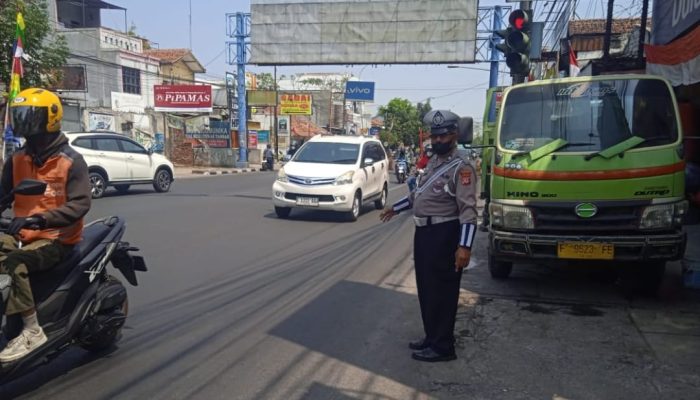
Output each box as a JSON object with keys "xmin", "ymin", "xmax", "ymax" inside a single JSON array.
[{"xmin": 414, "ymin": 219, "xmax": 462, "ymax": 355}]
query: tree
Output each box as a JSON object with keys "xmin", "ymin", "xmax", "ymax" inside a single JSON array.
[
  {"xmin": 416, "ymin": 100, "xmax": 432, "ymax": 125},
  {"xmin": 0, "ymin": 0, "xmax": 69, "ymax": 93},
  {"xmin": 378, "ymin": 98, "xmax": 422, "ymax": 147},
  {"xmin": 255, "ymin": 72, "xmax": 276, "ymax": 90}
]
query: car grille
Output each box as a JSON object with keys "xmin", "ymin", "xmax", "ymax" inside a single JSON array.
[
  {"xmin": 530, "ymin": 201, "xmax": 648, "ymax": 234},
  {"xmin": 284, "ymin": 193, "xmax": 336, "ymax": 202},
  {"xmin": 287, "ymin": 175, "xmax": 336, "ymax": 186}
]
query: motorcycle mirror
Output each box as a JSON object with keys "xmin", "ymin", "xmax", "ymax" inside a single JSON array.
[{"xmin": 13, "ymin": 179, "xmax": 47, "ymax": 196}]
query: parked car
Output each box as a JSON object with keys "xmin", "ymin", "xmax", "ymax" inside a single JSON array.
[
  {"xmin": 66, "ymin": 132, "xmax": 175, "ymax": 199},
  {"xmin": 272, "ymin": 135, "xmax": 389, "ymax": 221}
]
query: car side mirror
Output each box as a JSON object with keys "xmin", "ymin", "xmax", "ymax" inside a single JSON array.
[
  {"xmin": 283, "ymin": 154, "xmax": 291, "ymax": 162},
  {"xmin": 364, "ymin": 158, "xmax": 374, "ymax": 167},
  {"xmin": 458, "ymin": 116, "xmax": 474, "ymax": 145}
]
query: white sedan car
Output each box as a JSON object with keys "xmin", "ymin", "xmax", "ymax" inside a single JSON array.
[
  {"xmin": 272, "ymin": 135, "xmax": 389, "ymax": 221},
  {"xmin": 66, "ymin": 132, "xmax": 175, "ymax": 199}
]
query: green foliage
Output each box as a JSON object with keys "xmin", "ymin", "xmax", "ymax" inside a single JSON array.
[
  {"xmin": 378, "ymin": 98, "xmax": 422, "ymax": 147},
  {"xmin": 0, "ymin": 0, "xmax": 69, "ymax": 91},
  {"xmin": 416, "ymin": 100, "xmax": 432, "ymax": 125},
  {"xmin": 255, "ymin": 72, "xmax": 276, "ymax": 90}
]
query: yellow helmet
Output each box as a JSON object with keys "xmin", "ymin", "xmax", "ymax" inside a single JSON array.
[{"xmin": 10, "ymin": 88, "xmax": 63, "ymax": 137}]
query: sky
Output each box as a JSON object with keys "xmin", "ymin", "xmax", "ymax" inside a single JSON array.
[{"xmin": 102, "ymin": 0, "xmax": 643, "ymax": 123}]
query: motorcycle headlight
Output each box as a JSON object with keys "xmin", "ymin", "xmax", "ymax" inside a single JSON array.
[
  {"xmin": 276, "ymin": 168, "xmax": 288, "ymax": 183},
  {"xmin": 334, "ymin": 171, "xmax": 355, "ymax": 186},
  {"xmin": 640, "ymin": 201, "xmax": 687, "ymax": 229},
  {"xmin": 490, "ymin": 204, "xmax": 534, "ymax": 229}
]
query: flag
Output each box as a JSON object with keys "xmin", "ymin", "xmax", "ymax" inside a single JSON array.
[
  {"xmin": 569, "ymin": 42, "xmax": 580, "ymax": 77},
  {"xmin": 8, "ymin": 13, "xmax": 26, "ymax": 101}
]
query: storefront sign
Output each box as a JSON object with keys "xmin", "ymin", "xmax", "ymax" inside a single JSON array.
[
  {"xmin": 248, "ymin": 130, "xmax": 258, "ymax": 147},
  {"xmin": 278, "ymin": 116, "xmax": 290, "ymax": 136},
  {"xmin": 186, "ymin": 120, "xmax": 231, "ymax": 148},
  {"xmin": 652, "ymin": 0, "xmax": 700, "ymax": 44},
  {"xmin": 154, "ymin": 85, "xmax": 213, "ymax": 112},
  {"xmin": 280, "ymin": 93, "xmax": 312, "ymax": 115}
]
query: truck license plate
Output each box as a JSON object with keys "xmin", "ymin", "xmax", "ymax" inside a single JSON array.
[
  {"xmin": 296, "ymin": 196, "xmax": 319, "ymax": 207},
  {"xmin": 557, "ymin": 242, "xmax": 614, "ymax": 260}
]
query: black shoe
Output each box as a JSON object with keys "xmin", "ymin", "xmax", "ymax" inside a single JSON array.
[
  {"xmin": 408, "ymin": 338, "xmax": 430, "ymax": 351},
  {"xmin": 411, "ymin": 348, "xmax": 457, "ymax": 362}
]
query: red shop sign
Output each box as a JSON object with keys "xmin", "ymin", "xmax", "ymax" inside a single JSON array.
[{"xmin": 154, "ymin": 85, "xmax": 212, "ymax": 112}]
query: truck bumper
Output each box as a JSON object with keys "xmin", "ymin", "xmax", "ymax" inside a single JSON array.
[{"xmin": 490, "ymin": 230, "xmax": 687, "ymax": 262}]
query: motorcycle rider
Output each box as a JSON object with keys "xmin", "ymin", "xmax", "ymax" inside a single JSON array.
[{"xmin": 0, "ymin": 88, "xmax": 91, "ymax": 363}]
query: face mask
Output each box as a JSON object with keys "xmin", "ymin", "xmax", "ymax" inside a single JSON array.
[{"xmin": 432, "ymin": 142, "xmax": 453, "ymax": 156}]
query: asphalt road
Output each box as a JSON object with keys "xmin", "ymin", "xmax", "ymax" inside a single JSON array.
[{"xmin": 2, "ymin": 172, "xmax": 700, "ymax": 399}]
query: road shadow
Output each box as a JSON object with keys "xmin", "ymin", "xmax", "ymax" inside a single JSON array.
[
  {"xmin": 0, "ymin": 346, "xmax": 119, "ymax": 398},
  {"xmin": 263, "ymin": 204, "xmax": 381, "ymax": 223}
]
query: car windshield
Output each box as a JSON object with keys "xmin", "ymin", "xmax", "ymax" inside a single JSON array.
[
  {"xmin": 292, "ymin": 142, "xmax": 360, "ymax": 164},
  {"xmin": 500, "ymin": 79, "xmax": 678, "ymax": 152}
]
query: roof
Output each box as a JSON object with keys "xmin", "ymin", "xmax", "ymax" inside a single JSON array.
[
  {"xmin": 57, "ymin": 0, "xmax": 125, "ymax": 11},
  {"xmin": 569, "ymin": 18, "xmax": 652, "ymax": 36},
  {"xmin": 143, "ymin": 48, "xmax": 206, "ymax": 73},
  {"xmin": 308, "ymin": 135, "xmax": 379, "ymax": 144}
]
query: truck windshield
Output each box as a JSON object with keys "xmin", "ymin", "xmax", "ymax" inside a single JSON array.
[{"xmin": 500, "ymin": 79, "xmax": 678, "ymax": 152}]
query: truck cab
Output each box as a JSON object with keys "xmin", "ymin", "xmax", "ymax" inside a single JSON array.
[{"xmin": 486, "ymin": 75, "xmax": 687, "ymax": 291}]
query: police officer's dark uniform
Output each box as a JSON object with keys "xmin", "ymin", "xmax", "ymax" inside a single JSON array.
[{"xmin": 387, "ymin": 110, "xmax": 478, "ymax": 362}]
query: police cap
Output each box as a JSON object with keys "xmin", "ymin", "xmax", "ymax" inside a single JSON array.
[{"xmin": 423, "ymin": 110, "xmax": 460, "ymax": 135}]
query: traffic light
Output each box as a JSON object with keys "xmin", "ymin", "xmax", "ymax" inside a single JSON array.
[{"xmin": 495, "ymin": 9, "xmax": 533, "ymax": 76}]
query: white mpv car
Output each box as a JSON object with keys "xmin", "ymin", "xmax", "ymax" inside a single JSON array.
[
  {"xmin": 272, "ymin": 135, "xmax": 389, "ymax": 221},
  {"xmin": 66, "ymin": 132, "xmax": 175, "ymax": 199}
]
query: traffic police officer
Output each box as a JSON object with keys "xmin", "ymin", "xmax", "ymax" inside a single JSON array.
[{"xmin": 380, "ymin": 110, "xmax": 477, "ymax": 362}]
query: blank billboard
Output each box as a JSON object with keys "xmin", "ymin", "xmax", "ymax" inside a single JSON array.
[{"xmin": 250, "ymin": 0, "xmax": 478, "ymax": 65}]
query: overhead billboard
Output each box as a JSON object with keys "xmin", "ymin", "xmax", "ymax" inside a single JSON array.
[
  {"xmin": 154, "ymin": 85, "xmax": 212, "ymax": 112},
  {"xmin": 345, "ymin": 81, "xmax": 375, "ymax": 102},
  {"xmin": 250, "ymin": 0, "xmax": 478, "ymax": 65}
]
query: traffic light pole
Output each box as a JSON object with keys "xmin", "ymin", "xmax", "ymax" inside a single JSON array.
[{"xmin": 488, "ymin": 6, "xmax": 502, "ymax": 122}]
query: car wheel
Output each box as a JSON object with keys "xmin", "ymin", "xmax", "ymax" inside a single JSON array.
[
  {"xmin": 374, "ymin": 184, "xmax": 387, "ymax": 210},
  {"xmin": 89, "ymin": 171, "xmax": 107, "ymax": 199},
  {"xmin": 275, "ymin": 206, "xmax": 291, "ymax": 218},
  {"xmin": 488, "ymin": 254, "xmax": 513, "ymax": 280},
  {"xmin": 346, "ymin": 191, "xmax": 361, "ymax": 222},
  {"xmin": 115, "ymin": 184, "xmax": 130, "ymax": 194},
  {"xmin": 153, "ymin": 169, "xmax": 172, "ymax": 193}
]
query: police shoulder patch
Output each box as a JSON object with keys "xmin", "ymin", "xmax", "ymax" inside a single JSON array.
[{"xmin": 460, "ymin": 169, "xmax": 471, "ymax": 185}]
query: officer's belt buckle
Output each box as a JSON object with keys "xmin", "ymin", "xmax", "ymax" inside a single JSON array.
[{"xmin": 413, "ymin": 216, "xmax": 458, "ymax": 227}]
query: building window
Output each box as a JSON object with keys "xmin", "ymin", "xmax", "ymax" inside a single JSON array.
[{"xmin": 122, "ymin": 67, "xmax": 141, "ymax": 95}]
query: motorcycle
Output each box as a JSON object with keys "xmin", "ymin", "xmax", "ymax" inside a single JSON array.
[
  {"xmin": 395, "ymin": 159, "xmax": 408, "ymax": 184},
  {"xmin": 0, "ymin": 179, "xmax": 147, "ymax": 384}
]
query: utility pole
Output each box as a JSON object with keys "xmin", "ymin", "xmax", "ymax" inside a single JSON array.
[
  {"xmin": 489, "ymin": 6, "xmax": 502, "ymax": 122},
  {"xmin": 603, "ymin": 0, "xmax": 615, "ymax": 60},
  {"xmin": 274, "ymin": 65, "xmax": 278, "ymax": 160},
  {"xmin": 189, "ymin": 0, "xmax": 192, "ymax": 50}
]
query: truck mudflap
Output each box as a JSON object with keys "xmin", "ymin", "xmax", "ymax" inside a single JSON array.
[{"xmin": 490, "ymin": 230, "xmax": 687, "ymax": 262}]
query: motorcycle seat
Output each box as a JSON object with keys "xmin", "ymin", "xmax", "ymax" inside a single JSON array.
[{"xmin": 29, "ymin": 222, "xmax": 113, "ymax": 301}]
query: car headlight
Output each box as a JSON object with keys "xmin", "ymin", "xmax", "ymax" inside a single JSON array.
[
  {"xmin": 334, "ymin": 171, "xmax": 355, "ymax": 186},
  {"xmin": 640, "ymin": 201, "xmax": 687, "ymax": 229},
  {"xmin": 490, "ymin": 204, "xmax": 534, "ymax": 229},
  {"xmin": 276, "ymin": 168, "xmax": 288, "ymax": 183}
]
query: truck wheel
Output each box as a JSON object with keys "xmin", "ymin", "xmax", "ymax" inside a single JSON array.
[{"xmin": 488, "ymin": 254, "xmax": 512, "ymax": 280}]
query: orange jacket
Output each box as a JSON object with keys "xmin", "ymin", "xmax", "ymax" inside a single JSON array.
[{"xmin": 2, "ymin": 134, "xmax": 91, "ymax": 244}]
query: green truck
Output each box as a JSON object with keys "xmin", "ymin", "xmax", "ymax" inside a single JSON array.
[{"xmin": 482, "ymin": 74, "xmax": 687, "ymax": 291}]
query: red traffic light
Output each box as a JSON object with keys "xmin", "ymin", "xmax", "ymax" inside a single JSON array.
[{"xmin": 509, "ymin": 10, "xmax": 529, "ymax": 31}]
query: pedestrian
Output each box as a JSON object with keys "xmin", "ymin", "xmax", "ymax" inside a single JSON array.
[
  {"xmin": 0, "ymin": 88, "xmax": 91, "ymax": 363},
  {"xmin": 264, "ymin": 144, "xmax": 274, "ymax": 171},
  {"xmin": 380, "ymin": 109, "xmax": 477, "ymax": 363}
]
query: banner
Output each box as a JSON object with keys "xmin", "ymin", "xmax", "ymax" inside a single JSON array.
[
  {"xmin": 248, "ymin": 130, "xmax": 259, "ymax": 147},
  {"xmin": 280, "ymin": 93, "xmax": 312, "ymax": 115},
  {"xmin": 257, "ymin": 130, "xmax": 270, "ymax": 143},
  {"xmin": 88, "ymin": 113, "xmax": 115, "ymax": 131},
  {"xmin": 186, "ymin": 120, "xmax": 231, "ymax": 148},
  {"xmin": 154, "ymin": 85, "xmax": 212, "ymax": 112},
  {"xmin": 278, "ymin": 116, "xmax": 290, "ymax": 136}
]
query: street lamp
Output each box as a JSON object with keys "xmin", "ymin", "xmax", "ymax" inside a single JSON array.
[{"xmin": 447, "ymin": 65, "xmax": 491, "ymax": 72}]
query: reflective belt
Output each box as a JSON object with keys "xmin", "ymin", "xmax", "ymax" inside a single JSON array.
[{"xmin": 413, "ymin": 216, "xmax": 459, "ymax": 227}]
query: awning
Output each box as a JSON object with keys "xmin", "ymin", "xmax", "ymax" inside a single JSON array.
[{"xmin": 646, "ymin": 25, "xmax": 700, "ymax": 86}]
